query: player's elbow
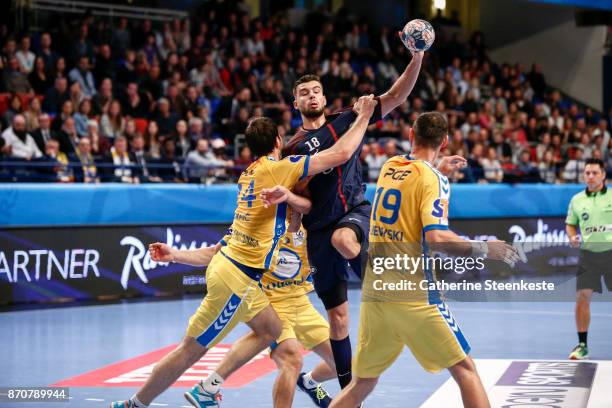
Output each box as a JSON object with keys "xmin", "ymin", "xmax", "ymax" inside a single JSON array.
[
  {"xmin": 380, "ymin": 92, "xmax": 397, "ymax": 113},
  {"xmin": 301, "ymin": 201, "xmax": 312, "ymax": 214},
  {"xmin": 382, "ymin": 91, "xmax": 398, "ymax": 104},
  {"xmin": 297, "ymin": 207, "xmax": 311, "ymax": 216}
]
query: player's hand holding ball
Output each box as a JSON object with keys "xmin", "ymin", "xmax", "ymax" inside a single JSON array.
[{"xmin": 399, "ymin": 19, "xmax": 434, "ymax": 58}]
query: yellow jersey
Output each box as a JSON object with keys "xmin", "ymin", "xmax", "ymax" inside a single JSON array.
[
  {"xmin": 262, "ymin": 226, "xmax": 313, "ymax": 301},
  {"xmin": 222, "ymin": 155, "xmax": 310, "ymax": 271},
  {"xmin": 364, "ymin": 155, "xmax": 450, "ymax": 304}
]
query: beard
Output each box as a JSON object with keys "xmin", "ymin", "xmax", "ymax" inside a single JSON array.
[{"xmin": 301, "ymin": 105, "xmax": 325, "ymax": 119}]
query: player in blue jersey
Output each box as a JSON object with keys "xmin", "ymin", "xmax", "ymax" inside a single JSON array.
[{"xmin": 282, "ymin": 49, "xmax": 465, "ymax": 389}]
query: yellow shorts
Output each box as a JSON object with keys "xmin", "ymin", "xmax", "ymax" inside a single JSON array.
[
  {"xmin": 186, "ymin": 253, "xmax": 269, "ymax": 348},
  {"xmin": 269, "ymin": 294, "xmax": 329, "ymax": 351},
  {"xmin": 354, "ymin": 301, "xmax": 470, "ymax": 377}
]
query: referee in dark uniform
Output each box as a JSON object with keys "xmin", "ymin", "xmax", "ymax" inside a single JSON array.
[{"xmin": 565, "ymin": 158, "xmax": 612, "ymax": 359}]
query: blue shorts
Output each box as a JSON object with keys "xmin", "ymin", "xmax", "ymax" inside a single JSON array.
[{"xmin": 307, "ymin": 202, "xmax": 371, "ymax": 299}]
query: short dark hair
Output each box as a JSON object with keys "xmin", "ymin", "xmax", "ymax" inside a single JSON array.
[
  {"xmin": 412, "ymin": 112, "xmax": 448, "ymax": 149},
  {"xmin": 245, "ymin": 117, "xmax": 279, "ymax": 157},
  {"xmin": 114, "ymin": 135, "xmax": 127, "ymax": 144},
  {"xmin": 585, "ymin": 158, "xmax": 605, "ymax": 170},
  {"xmin": 293, "ymin": 74, "xmax": 322, "ymax": 95}
]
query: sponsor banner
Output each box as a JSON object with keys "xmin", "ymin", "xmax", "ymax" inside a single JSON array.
[
  {"xmin": 364, "ymin": 216, "xmax": 604, "ymax": 301},
  {"xmin": 0, "ymin": 225, "xmax": 228, "ymax": 304},
  {"xmin": 0, "ymin": 217, "xmax": 599, "ymax": 304},
  {"xmin": 496, "ymin": 361, "xmax": 597, "ymax": 388},
  {"xmin": 422, "ymin": 359, "xmax": 611, "ymax": 408},
  {"xmin": 52, "ymin": 343, "xmax": 307, "ymax": 388},
  {"xmin": 491, "ymin": 361, "xmax": 596, "ymax": 408},
  {"xmin": 453, "ymin": 217, "xmax": 578, "ymax": 277},
  {"xmin": 490, "ymin": 387, "xmax": 591, "ymax": 408}
]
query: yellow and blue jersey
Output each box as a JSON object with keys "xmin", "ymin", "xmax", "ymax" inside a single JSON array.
[
  {"xmin": 261, "ymin": 226, "xmax": 313, "ymax": 301},
  {"xmin": 220, "ymin": 225, "xmax": 314, "ymax": 300},
  {"xmin": 356, "ymin": 156, "xmax": 472, "ymax": 376},
  {"xmin": 222, "ymin": 155, "xmax": 310, "ymax": 271},
  {"xmin": 364, "ymin": 155, "xmax": 450, "ymax": 303},
  {"xmin": 369, "ymin": 155, "xmax": 449, "ymax": 243}
]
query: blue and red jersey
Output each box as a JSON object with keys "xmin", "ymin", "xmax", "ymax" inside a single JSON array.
[{"xmin": 282, "ymin": 103, "xmax": 383, "ymax": 231}]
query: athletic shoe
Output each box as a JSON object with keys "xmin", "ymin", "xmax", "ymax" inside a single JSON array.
[
  {"xmin": 184, "ymin": 382, "xmax": 222, "ymax": 407},
  {"xmin": 569, "ymin": 343, "xmax": 589, "ymax": 360},
  {"xmin": 297, "ymin": 372, "xmax": 332, "ymax": 407},
  {"xmin": 109, "ymin": 402, "xmax": 136, "ymax": 408}
]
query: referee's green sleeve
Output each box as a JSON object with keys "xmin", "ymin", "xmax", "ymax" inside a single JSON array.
[{"xmin": 565, "ymin": 197, "xmax": 578, "ymax": 225}]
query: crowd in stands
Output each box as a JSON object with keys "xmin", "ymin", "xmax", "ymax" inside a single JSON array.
[{"xmin": 0, "ymin": 1, "xmax": 610, "ymax": 183}]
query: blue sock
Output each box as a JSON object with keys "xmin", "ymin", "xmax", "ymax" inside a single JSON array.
[{"xmin": 330, "ymin": 336, "xmax": 352, "ymax": 389}]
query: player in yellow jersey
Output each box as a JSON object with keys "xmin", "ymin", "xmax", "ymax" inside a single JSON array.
[
  {"xmin": 110, "ymin": 95, "xmax": 378, "ymax": 408},
  {"xmin": 261, "ymin": 227, "xmax": 337, "ymax": 408},
  {"xmin": 146, "ymin": 226, "xmax": 337, "ymax": 408},
  {"xmin": 329, "ymin": 112, "xmax": 520, "ymax": 408}
]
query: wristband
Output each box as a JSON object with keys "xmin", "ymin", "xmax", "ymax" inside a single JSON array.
[{"xmin": 469, "ymin": 240, "xmax": 488, "ymax": 258}]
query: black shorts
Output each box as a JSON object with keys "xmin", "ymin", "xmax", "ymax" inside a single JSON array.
[
  {"xmin": 307, "ymin": 202, "xmax": 371, "ymax": 301},
  {"xmin": 577, "ymin": 249, "xmax": 612, "ymax": 293}
]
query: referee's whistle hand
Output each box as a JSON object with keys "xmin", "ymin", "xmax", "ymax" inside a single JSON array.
[{"xmin": 570, "ymin": 235, "xmax": 581, "ymax": 248}]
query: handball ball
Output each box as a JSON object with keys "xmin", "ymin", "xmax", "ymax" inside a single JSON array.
[{"xmin": 401, "ymin": 19, "xmax": 435, "ymax": 52}]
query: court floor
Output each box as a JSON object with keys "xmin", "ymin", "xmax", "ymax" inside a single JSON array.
[{"xmin": 1, "ymin": 288, "xmax": 611, "ymax": 408}]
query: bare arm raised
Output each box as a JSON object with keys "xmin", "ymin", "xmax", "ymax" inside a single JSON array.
[{"xmin": 378, "ymin": 45, "xmax": 424, "ymax": 117}]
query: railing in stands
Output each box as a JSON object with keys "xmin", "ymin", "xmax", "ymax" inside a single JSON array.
[
  {"xmin": 28, "ymin": 0, "xmax": 188, "ymax": 22},
  {"xmin": 0, "ymin": 159, "xmax": 246, "ymax": 183}
]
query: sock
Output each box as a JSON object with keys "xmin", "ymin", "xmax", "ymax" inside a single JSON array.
[
  {"xmin": 578, "ymin": 331, "xmax": 588, "ymax": 346},
  {"xmin": 302, "ymin": 371, "xmax": 318, "ymax": 390},
  {"xmin": 130, "ymin": 395, "xmax": 148, "ymax": 408},
  {"xmin": 202, "ymin": 372, "xmax": 224, "ymax": 394},
  {"xmin": 330, "ymin": 336, "xmax": 352, "ymax": 389}
]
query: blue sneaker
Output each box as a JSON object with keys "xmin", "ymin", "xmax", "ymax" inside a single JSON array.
[
  {"xmin": 109, "ymin": 402, "xmax": 136, "ymax": 408},
  {"xmin": 297, "ymin": 372, "xmax": 332, "ymax": 407},
  {"xmin": 184, "ymin": 382, "xmax": 222, "ymax": 407}
]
